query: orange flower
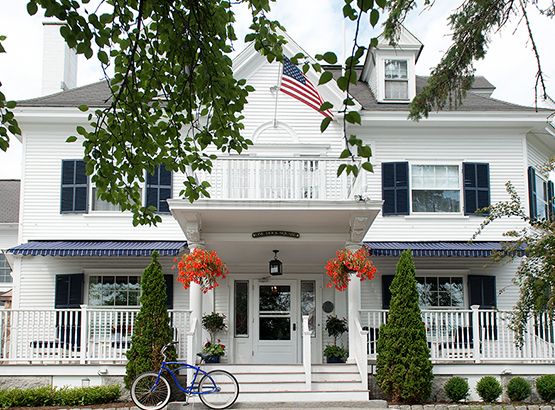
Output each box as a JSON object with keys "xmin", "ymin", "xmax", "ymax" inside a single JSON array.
[
  {"xmin": 325, "ymin": 246, "xmax": 377, "ymax": 291},
  {"xmin": 173, "ymin": 248, "xmax": 229, "ymax": 293}
]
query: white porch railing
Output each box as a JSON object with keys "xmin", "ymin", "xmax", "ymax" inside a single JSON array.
[
  {"xmin": 194, "ymin": 157, "xmax": 363, "ymax": 200},
  {"xmin": 361, "ymin": 307, "xmax": 555, "ymax": 364},
  {"xmin": 0, "ymin": 307, "xmax": 191, "ymax": 364},
  {"xmin": 302, "ymin": 315, "xmax": 312, "ymax": 390},
  {"xmin": 352, "ymin": 317, "xmax": 369, "ymax": 390}
]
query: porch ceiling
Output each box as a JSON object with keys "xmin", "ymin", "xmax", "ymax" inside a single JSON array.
[{"xmin": 167, "ymin": 199, "xmax": 383, "ymax": 273}]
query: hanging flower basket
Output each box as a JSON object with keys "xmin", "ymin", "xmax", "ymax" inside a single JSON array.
[
  {"xmin": 325, "ymin": 247, "xmax": 377, "ymax": 291},
  {"xmin": 174, "ymin": 248, "xmax": 229, "ymax": 293}
]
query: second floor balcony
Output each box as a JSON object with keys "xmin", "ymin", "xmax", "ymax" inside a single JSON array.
[{"xmin": 195, "ymin": 157, "xmax": 364, "ymax": 201}]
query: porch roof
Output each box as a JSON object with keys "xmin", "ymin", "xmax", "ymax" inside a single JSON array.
[
  {"xmin": 365, "ymin": 241, "xmax": 526, "ymax": 257},
  {"xmin": 7, "ymin": 240, "xmax": 187, "ymax": 257}
]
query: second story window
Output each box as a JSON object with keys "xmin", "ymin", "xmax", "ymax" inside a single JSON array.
[
  {"xmin": 412, "ymin": 165, "xmax": 460, "ymax": 213},
  {"xmin": 0, "ymin": 253, "xmax": 13, "ymax": 283},
  {"xmin": 384, "ymin": 60, "xmax": 408, "ymax": 100},
  {"xmin": 146, "ymin": 164, "xmax": 172, "ymax": 214},
  {"xmin": 528, "ymin": 166, "xmax": 555, "ymax": 220},
  {"xmin": 61, "ymin": 159, "xmax": 88, "ymax": 213},
  {"xmin": 92, "ymin": 187, "xmax": 122, "ymax": 212}
]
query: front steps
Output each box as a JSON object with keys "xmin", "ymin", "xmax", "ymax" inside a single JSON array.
[{"xmin": 192, "ymin": 362, "xmax": 369, "ymax": 402}]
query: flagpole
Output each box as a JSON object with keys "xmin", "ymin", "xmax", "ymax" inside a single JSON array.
[{"xmin": 273, "ymin": 61, "xmax": 283, "ymax": 127}]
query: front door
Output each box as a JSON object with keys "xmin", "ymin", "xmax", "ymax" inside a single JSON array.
[{"xmin": 253, "ymin": 280, "xmax": 298, "ymax": 363}]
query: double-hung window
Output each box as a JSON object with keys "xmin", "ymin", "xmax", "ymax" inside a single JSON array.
[
  {"xmin": 412, "ymin": 165, "xmax": 460, "ymax": 213},
  {"xmin": 416, "ymin": 277, "xmax": 464, "ymax": 308},
  {"xmin": 382, "ymin": 162, "xmax": 490, "ymax": 215},
  {"xmin": 61, "ymin": 160, "xmax": 88, "ymax": 213},
  {"xmin": 528, "ymin": 166, "xmax": 555, "ymax": 220},
  {"xmin": 146, "ymin": 164, "xmax": 172, "ymax": 214},
  {"xmin": 0, "ymin": 253, "xmax": 13, "ymax": 284},
  {"xmin": 384, "ymin": 60, "xmax": 408, "ymax": 100}
]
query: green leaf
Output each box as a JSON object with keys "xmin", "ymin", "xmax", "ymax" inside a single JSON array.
[
  {"xmin": 6, "ymin": 101, "xmax": 16, "ymax": 109},
  {"xmin": 66, "ymin": 136, "xmax": 78, "ymax": 143},
  {"xmin": 345, "ymin": 111, "xmax": 361, "ymax": 125},
  {"xmin": 358, "ymin": 145, "xmax": 372, "ymax": 158},
  {"xmin": 362, "ymin": 162, "xmax": 374, "ymax": 172},
  {"xmin": 322, "ymin": 52, "xmax": 337, "ymax": 64},
  {"xmin": 318, "ymin": 71, "xmax": 333, "ymax": 85},
  {"xmin": 320, "ymin": 116, "xmax": 332, "ymax": 132},
  {"xmin": 370, "ymin": 9, "xmax": 380, "ymax": 27},
  {"xmin": 375, "ymin": 0, "xmax": 387, "ymax": 8},
  {"xmin": 320, "ymin": 101, "xmax": 333, "ymax": 112},
  {"xmin": 337, "ymin": 77, "xmax": 348, "ymax": 91},
  {"xmin": 26, "ymin": 1, "xmax": 38, "ymax": 15},
  {"xmin": 337, "ymin": 163, "xmax": 347, "ymax": 176},
  {"xmin": 97, "ymin": 50, "xmax": 109, "ymax": 65},
  {"xmin": 78, "ymin": 105, "xmax": 89, "ymax": 112},
  {"xmin": 339, "ymin": 149, "xmax": 351, "ymax": 159}
]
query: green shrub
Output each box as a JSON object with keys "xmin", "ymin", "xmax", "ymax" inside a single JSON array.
[
  {"xmin": 444, "ymin": 376, "xmax": 469, "ymax": 402},
  {"xmin": 375, "ymin": 249, "xmax": 434, "ymax": 404},
  {"xmin": 507, "ymin": 377, "xmax": 531, "ymax": 402},
  {"xmin": 125, "ymin": 251, "xmax": 176, "ymax": 389},
  {"xmin": 476, "ymin": 376, "xmax": 503, "ymax": 402},
  {"xmin": 0, "ymin": 384, "xmax": 121, "ymax": 408},
  {"xmin": 536, "ymin": 374, "xmax": 555, "ymax": 402}
]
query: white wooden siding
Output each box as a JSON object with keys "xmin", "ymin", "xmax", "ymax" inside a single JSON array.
[
  {"xmin": 17, "ymin": 255, "xmax": 185, "ymax": 310},
  {"xmin": 362, "ymin": 128, "xmax": 529, "ymax": 241}
]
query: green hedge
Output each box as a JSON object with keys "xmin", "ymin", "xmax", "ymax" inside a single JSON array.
[{"xmin": 0, "ymin": 384, "xmax": 122, "ymax": 408}]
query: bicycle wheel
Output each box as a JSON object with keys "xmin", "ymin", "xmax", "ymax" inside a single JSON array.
[
  {"xmin": 198, "ymin": 369, "xmax": 239, "ymax": 409},
  {"xmin": 130, "ymin": 371, "xmax": 171, "ymax": 410}
]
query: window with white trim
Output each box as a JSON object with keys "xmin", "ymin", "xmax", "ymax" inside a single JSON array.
[
  {"xmin": 385, "ymin": 60, "xmax": 408, "ymax": 100},
  {"xmin": 528, "ymin": 166, "xmax": 554, "ymax": 220},
  {"xmin": 0, "ymin": 253, "xmax": 13, "ymax": 283},
  {"xmin": 92, "ymin": 187, "xmax": 122, "ymax": 211},
  {"xmin": 416, "ymin": 277, "xmax": 464, "ymax": 307},
  {"xmin": 411, "ymin": 165, "xmax": 460, "ymax": 213},
  {"xmin": 88, "ymin": 275, "xmax": 141, "ymax": 307}
]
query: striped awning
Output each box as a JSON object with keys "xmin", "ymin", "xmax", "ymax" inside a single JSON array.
[
  {"xmin": 7, "ymin": 241, "xmax": 187, "ymax": 257},
  {"xmin": 364, "ymin": 241, "xmax": 526, "ymax": 258}
]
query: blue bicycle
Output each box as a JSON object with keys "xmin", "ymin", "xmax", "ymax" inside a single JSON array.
[{"xmin": 130, "ymin": 342, "xmax": 239, "ymax": 410}]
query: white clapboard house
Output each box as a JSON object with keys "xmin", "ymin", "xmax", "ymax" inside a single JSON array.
[{"xmin": 3, "ymin": 24, "xmax": 555, "ymax": 401}]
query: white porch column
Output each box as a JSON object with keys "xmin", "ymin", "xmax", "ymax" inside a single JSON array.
[{"xmin": 346, "ymin": 243, "xmax": 362, "ymax": 363}]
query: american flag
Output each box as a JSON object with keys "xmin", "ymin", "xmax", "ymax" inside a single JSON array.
[{"xmin": 280, "ymin": 57, "xmax": 333, "ymax": 118}]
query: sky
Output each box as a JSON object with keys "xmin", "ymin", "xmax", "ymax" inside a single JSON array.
[{"xmin": 0, "ymin": 0, "xmax": 554, "ymax": 179}]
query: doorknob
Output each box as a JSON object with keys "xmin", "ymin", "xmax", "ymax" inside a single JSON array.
[{"xmin": 293, "ymin": 323, "xmax": 296, "ymax": 331}]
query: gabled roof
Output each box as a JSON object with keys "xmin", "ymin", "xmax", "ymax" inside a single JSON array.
[
  {"xmin": 17, "ymin": 80, "xmax": 112, "ymax": 108},
  {"xmin": 0, "ymin": 180, "xmax": 20, "ymax": 223}
]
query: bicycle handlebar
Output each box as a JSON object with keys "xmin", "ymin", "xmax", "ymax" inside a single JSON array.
[{"xmin": 161, "ymin": 341, "xmax": 179, "ymax": 359}]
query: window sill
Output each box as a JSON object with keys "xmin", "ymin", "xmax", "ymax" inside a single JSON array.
[{"xmin": 404, "ymin": 214, "xmax": 470, "ymax": 220}]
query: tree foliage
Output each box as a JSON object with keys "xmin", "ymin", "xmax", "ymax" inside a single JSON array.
[
  {"xmin": 375, "ymin": 249, "xmax": 433, "ymax": 404},
  {"xmin": 0, "ymin": 0, "xmax": 551, "ymax": 224},
  {"xmin": 124, "ymin": 251, "xmax": 175, "ymax": 389},
  {"xmin": 473, "ymin": 165, "xmax": 555, "ymax": 347}
]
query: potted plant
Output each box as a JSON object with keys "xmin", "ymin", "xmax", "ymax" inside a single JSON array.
[
  {"xmin": 202, "ymin": 339, "xmax": 226, "ymax": 363},
  {"xmin": 174, "ymin": 248, "xmax": 229, "ymax": 293},
  {"xmin": 323, "ymin": 315, "xmax": 348, "ymax": 363},
  {"xmin": 202, "ymin": 312, "xmax": 227, "ymax": 343},
  {"xmin": 325, "ymin": 247, "xmax": 377, "ymax": 291}
]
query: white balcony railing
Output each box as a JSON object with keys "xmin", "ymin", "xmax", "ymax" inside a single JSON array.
[
  {"xmin": 195, "ymin": 157, "xmax": 364, "ymax": 200},
  {"xmin": 361, "ymin": 307, "xmax": 555, "ymax": 364},
  {"xmin": 0, "ymin": 307, "xmax": 190, "ymax": 364}
]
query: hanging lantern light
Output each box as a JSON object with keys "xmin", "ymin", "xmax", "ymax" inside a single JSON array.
[{"xmin": 269, "ymin": 250, "xmax": 283, "ymax": 276}]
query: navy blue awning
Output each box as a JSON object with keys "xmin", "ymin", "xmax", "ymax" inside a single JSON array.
[
  {"xmin": 7, "ymin": 241, "xmax": 187, "ymax": 257},
  {"xmin": 364, "ymin": 241, "xmax": 525, "ymax": 258}
]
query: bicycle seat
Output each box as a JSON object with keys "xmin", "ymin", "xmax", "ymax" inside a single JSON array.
[{"xmin": 197, "ymin": 352, "xmax": 213, "ymax": 361}]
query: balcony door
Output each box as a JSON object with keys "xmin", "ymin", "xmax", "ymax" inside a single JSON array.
[{"xmin": 253, "ymin": 280, "xmax": 298, "ymax": 363}]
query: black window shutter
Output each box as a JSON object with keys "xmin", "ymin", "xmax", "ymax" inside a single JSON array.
[
  {"xmin": 164, "ymin": 274, "xmax": 174, "ymax": 309},
  {"xmin": 61, "ymin": 160, "xmax": 88, "ymax": 213},
  {"xmin": 529, "ymin": 166, "xmax": 537, "ymax": 219},
  {"xmin": 382, "ymin": 275, "xmax": 394, "ymax": 309},
  {"xmin": 463, "ymin": 163, "xmax": 490, "ymax": 215},
  {"xmin": 55, "ymin": 274, "xmax": 84, "ymax": 308},
  {"xmin": 146, "ymin": 165, "xmax": 172, "ymax": 214},
  {"xmin": 468, "ymin": 275, "xmax": 496, "ymax": 309},
  {"xmin": 548, "ymin": 180, "xmax": 555, "ymax": 221},
  {"xmin": 382, "ymin": 162, "xmax": 409, "ymax": 216}
]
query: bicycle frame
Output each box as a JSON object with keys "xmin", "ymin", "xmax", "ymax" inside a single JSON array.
[{"xmin": 154, "ymin": 361, "xmax": 219, "ymax": 396}]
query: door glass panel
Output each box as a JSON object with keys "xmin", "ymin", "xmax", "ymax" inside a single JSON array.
[
  {"xmin": 259, "ymin": 285, "xmax": 291, "ymax": 340},
  {"xmin": 234, "ymin": 281, "xmax": 249, "ymax": 336},
  {"xmin": 301, "ymin": 281, "xmax": 316, "ymax": 337},
  {"xmin": 259, "ymin": 285, "xmax": 290, "ymax": 311},
  {"xmin": 259, "ymin": 317, "xmax": 291, "ymax": 340}
]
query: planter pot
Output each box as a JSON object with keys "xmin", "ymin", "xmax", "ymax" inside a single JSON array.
[
  {"xmin": 326, "ymin": 355, "xmax": 345, "ymax": 363},
  {"xmin": 205, "ymin": 355, "xmax": 221, "ymax": 363}
]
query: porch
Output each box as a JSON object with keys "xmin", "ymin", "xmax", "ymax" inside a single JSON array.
[{"xmin": 1, "ymin": 306, "xmax": 554, "ymax": 369}]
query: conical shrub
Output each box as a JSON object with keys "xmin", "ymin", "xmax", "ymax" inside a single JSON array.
[{"xmin": 375, "ymin": 249, "xmax": 434, "ymax": 403}]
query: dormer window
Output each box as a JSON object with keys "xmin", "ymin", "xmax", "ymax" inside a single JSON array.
[{"xmin": 384, "ymin": 60, "xmax": 408, "ymax": 100}]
